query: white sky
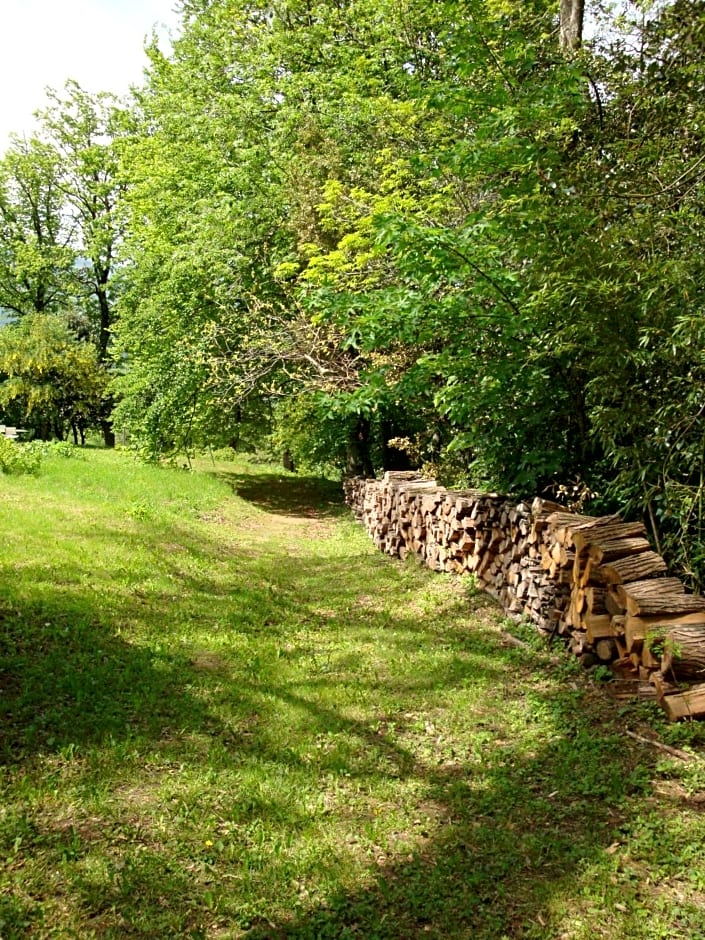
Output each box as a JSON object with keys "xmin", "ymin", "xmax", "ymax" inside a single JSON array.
[{"xmin": 1, "ymin": 0, "xmax": 181, "ymax": 149}]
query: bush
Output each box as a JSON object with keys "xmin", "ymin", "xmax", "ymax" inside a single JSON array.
[
  {"xmin": 0, "ymin": 438, "xmax": 44, "ymax": 475},
  {"xmin": 48, "ymin": 440, "xmax": 85, "ymax": 459}
]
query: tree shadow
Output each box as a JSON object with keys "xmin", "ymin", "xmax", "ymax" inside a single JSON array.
[
  {"xmin": 240, "ymin": 682, "xmax": 654, "ymax": 939},
  {"xmin": 0, "ymin": 537, "xmax": 521, "ymax": 938},
  {"xmin": 0, "ymin": 592, "xmax": 220, "ymax": 764},
  {"xmin": 0, "ymin": 510, "xmax": 496, "ymax": 770},
  {"xmin": 211, "ymin": 469, "xmax": 347, "ymax": 518}
]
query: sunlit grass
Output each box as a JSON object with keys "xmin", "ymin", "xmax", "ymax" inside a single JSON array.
[{"xmin": 1, "ymin": 449, "xmax": 705, "ymax": 938}]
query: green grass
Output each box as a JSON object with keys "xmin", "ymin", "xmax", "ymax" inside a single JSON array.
[{"xmin": 2, "ymin": 449, "xmax": 705, "ymax": 938}]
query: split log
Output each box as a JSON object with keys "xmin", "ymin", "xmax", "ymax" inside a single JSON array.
[
  {"xmin": 641, "ymin": 644, "xmax": 661, "ymax": 670},
  {"xmin": 557, "ymin": 513, "xmax": 630, "ymax": 549},
  {"xmin": 624, "ymin": 610, "xmax": 705, "ymax": 635},
  {"xmin": 571, "ymin": 519, "xmax": 646, "ymax": 551},
  {"xmin": 624, "ymin": 593, "xmax": 705, "ymax": 618},
  {"xmin": 605, "ymin": 592, "xmax": 625, "ymax": 616},
  {"xmin": 657, "ymin": 624, "xmax": 705, "ymax": 680},
  {"xmin": 649, "ymin": 671, "xmax": 681, "ymax": 700},
  {"xmin": 585, "ymin": 613, "xmax": 615, "ymax": 642},
  {"xmin": 587, "ymin": 537, "xmax": 652, "ymax": 565},
  {"xmin": 660, "ymin": 683, "xmax": 705, "ymax": 721},
  {"xmin": 611, "ymin": 656, "xmax": 638, "ymax": 679},
  {"xmin": 383, "ymin": 471, "xmax": 424, "ymax": 483},
  {"xmin": 532, "ymin": 497, "xmax": 567, "ymax": 513},
  {"xmin": 612, "ymin": 577, "xmax": 684, "ymax": 609},
  {"xmin": 599, "ymin": 551, "xmax": 668, "ymax": 584},
  {"xmin": 585, "ymin": 587, "xmax": 609, "ymax": 614},
  {"xmin": 595, "ymin": 637, "xmax": 617, "ymax": 662},
  {"xmin": 546, "ymin": 512, "xmax": 597, "ymax": 546},
  {"xmin": 623, "ymin": 611, "xmax": 705, "ymax": 656},
  {"xmin": 550, "ymin": 542, "xmax": 574, "ymax": 567},
  {"xmin": 455, "ymin": 533, "xmax": 475, "ymax": 554},
  {"xmin": 611, "ymin": 614, "xmax": 626, "ymax": 637},
  {"xmin": 578, "ymin": 556, "xmax": 605, "ymax": 588}
]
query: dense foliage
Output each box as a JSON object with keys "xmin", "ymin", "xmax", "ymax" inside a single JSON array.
[
  {"xmin": 0, "ymin": 83, "xmax": 125, "ymax": 444},
  {"xmin": 2, "ymin": 0, "xmax": 705, "ymax": 582},
  {"xmin": 0, "ymin": 313, "xmax": 106, "ymax": 443}
]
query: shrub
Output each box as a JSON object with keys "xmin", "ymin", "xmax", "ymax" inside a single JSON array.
[{"xmin": 0, "ymin": 437, "xmax": 44, "ymax": 475}]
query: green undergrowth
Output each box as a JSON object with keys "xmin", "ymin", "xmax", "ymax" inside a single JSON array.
[{"xmin": 1, "ymin": 449, "xmax": 705, "ymax": 938}]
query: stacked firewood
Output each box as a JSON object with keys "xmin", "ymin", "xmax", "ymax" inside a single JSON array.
[
  {"xmin": 344, "ymin": 473, "xmax": 568, "ymax": 633},
  {"xmin": 536, "ymin": 508, "xmax": 705, "ymax": 719},
  {"xmin": 345, "ymin": 472, "xmax": 705, "ymax": 720}
]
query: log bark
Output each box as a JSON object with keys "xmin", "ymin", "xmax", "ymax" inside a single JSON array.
[
  {"xmin": 624, "ymin": 611, "xmax": 705, "ymax": 657},
  {"xmin": 661, "ymin": 683, "xmax": 705, "ymax": 721},
  {"xmin": 626, "ymin": 593, "xmax": 705, "ymax": 618},
  {"xmin": 571, "ymin": 520, "xmax": 647, "ymax": 552},
  {"xmin": 613, "ymin": 577, "xmax": 684, "ymax": 609},
  {"xmin": 544, "ymin": 511, "xmax": 596, "ymax": 543},
  {"xmin": 599, "ymin": 552, "xmax": 668, "ymax": 584},
  {"xmin": 659, "ymin": 625, "xmax": 705, "ymax": 680},
  {"xmin": 587, "ymin": 537, "xmax": 652, "ymax": 565}
]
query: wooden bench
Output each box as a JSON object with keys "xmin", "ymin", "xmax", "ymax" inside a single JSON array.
[{"xmin": 0, "ymin": 425, "xmax": 26, "ymax": 440}]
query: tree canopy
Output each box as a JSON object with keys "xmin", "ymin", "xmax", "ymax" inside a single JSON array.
[{"xmin": 0, "ymin": 312, "xmax": 106, "ymax": 443}]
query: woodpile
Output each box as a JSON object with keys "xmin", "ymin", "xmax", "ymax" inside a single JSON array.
[
  {"xmin": 344, "ymin": 471, "xmax": 705, "ymax": 721},
  {"xmin": 344, "ymin": 473, "xmax": 563, "ymax": 630}
]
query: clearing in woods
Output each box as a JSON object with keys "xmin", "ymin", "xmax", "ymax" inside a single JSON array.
[{"xmin": 1, "ymin": 449, "xmax": 705, "ymax": 939}]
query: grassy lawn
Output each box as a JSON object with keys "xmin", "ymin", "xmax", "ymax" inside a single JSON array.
[{"xmin": 2, "ymin": 449, "xmax": 705, "ymax": 939}]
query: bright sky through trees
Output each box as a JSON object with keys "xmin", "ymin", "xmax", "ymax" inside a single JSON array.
[{"xmin": 1, "ymin": 0, "xmax": 178, "ymax": 149}]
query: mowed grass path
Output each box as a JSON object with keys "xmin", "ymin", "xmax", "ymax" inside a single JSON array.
[{"xmin": 2, "ymin": 450, "xmax": 705, "ymax": 939}]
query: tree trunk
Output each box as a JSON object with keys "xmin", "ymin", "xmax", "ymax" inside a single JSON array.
[
  {"xmin": 100, "ymin": 395, "xmax": 116, "ymax": 448},
  {"xmin": 560, "ymin": 0, "xmax": 585, "ymax": 53},
  {"xmin": 229, "ymin": 404, "xmax": 243, "ymax": 450},
  {"xmin": 346, "ymin": 417, "xmax": 375, "ymax": 477},
  {"xmin": 94, "ymin": 259, "xmax": 113, "ymax": 363}
]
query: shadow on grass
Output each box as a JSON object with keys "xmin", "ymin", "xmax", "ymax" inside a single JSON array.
[
  {"xmin": 0, "ymin": 534, "xmax": 495, "ymax": 772},
  {"xmin": 212, "ymin": 469, "xmax": 347, "ymax": 518},
  {"xmin": 241, "ymin": 688, "xmax": 649, "ymax": 940},
  {"xmin": 0, "ymin": 462, "xmax": 678, "ymax": 938},
  {"xmin": 0, "ymin": 593, "xmax": 219, "ymax": 764}
]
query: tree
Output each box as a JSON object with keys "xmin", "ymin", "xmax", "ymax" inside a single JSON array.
[
  {"xmin": 0, "ymin": 136, "xmax": 77, "ymax": 317},
  {"xmin": 111, "ymin": 4, "xmax": 297, "ymax": 458},
  {"xmin": 108, "ymin": 0, "xmax": 705, "ymax": 586},
  {"xmin": 0, "ymin": 313, "xmax": 106, "ymax": 443},
  {"xmin": 37, "ymin": 81, "xmax": 128, "ymax": 365},
  {"xmin": 112, "ymin": 0, "xmax": 454, "ymax": 463},
  {"xmin": 35, "ymin": 82, "xmax": 130, "ymax": 446},
  {"xmin": 573, "ymin": 0, "xmax": 705, "ymax": 584},
  {"xmin": 277, "ymin": 0, "xmax": 592, "ymax": 486}
]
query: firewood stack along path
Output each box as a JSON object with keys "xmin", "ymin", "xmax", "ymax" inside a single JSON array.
[{"xmin": 344, "ymin": 471, "xmax": 705, "ymax": 720}]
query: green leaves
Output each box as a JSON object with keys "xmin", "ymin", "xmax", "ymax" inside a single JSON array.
[
  {"xmin": 0, "ymin": 136, "xmax": 77, "ymax": 317},
  {"xmin": 70, "ymin": 0, "xmax": 705, "ymax": 583},
  {"xmin": 0, "ymin": 313, "xmax": 107, "ymax": 441},
  {"xmin": 36, "ymin": 81, "xmax": 128, "ymax": 364}
]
